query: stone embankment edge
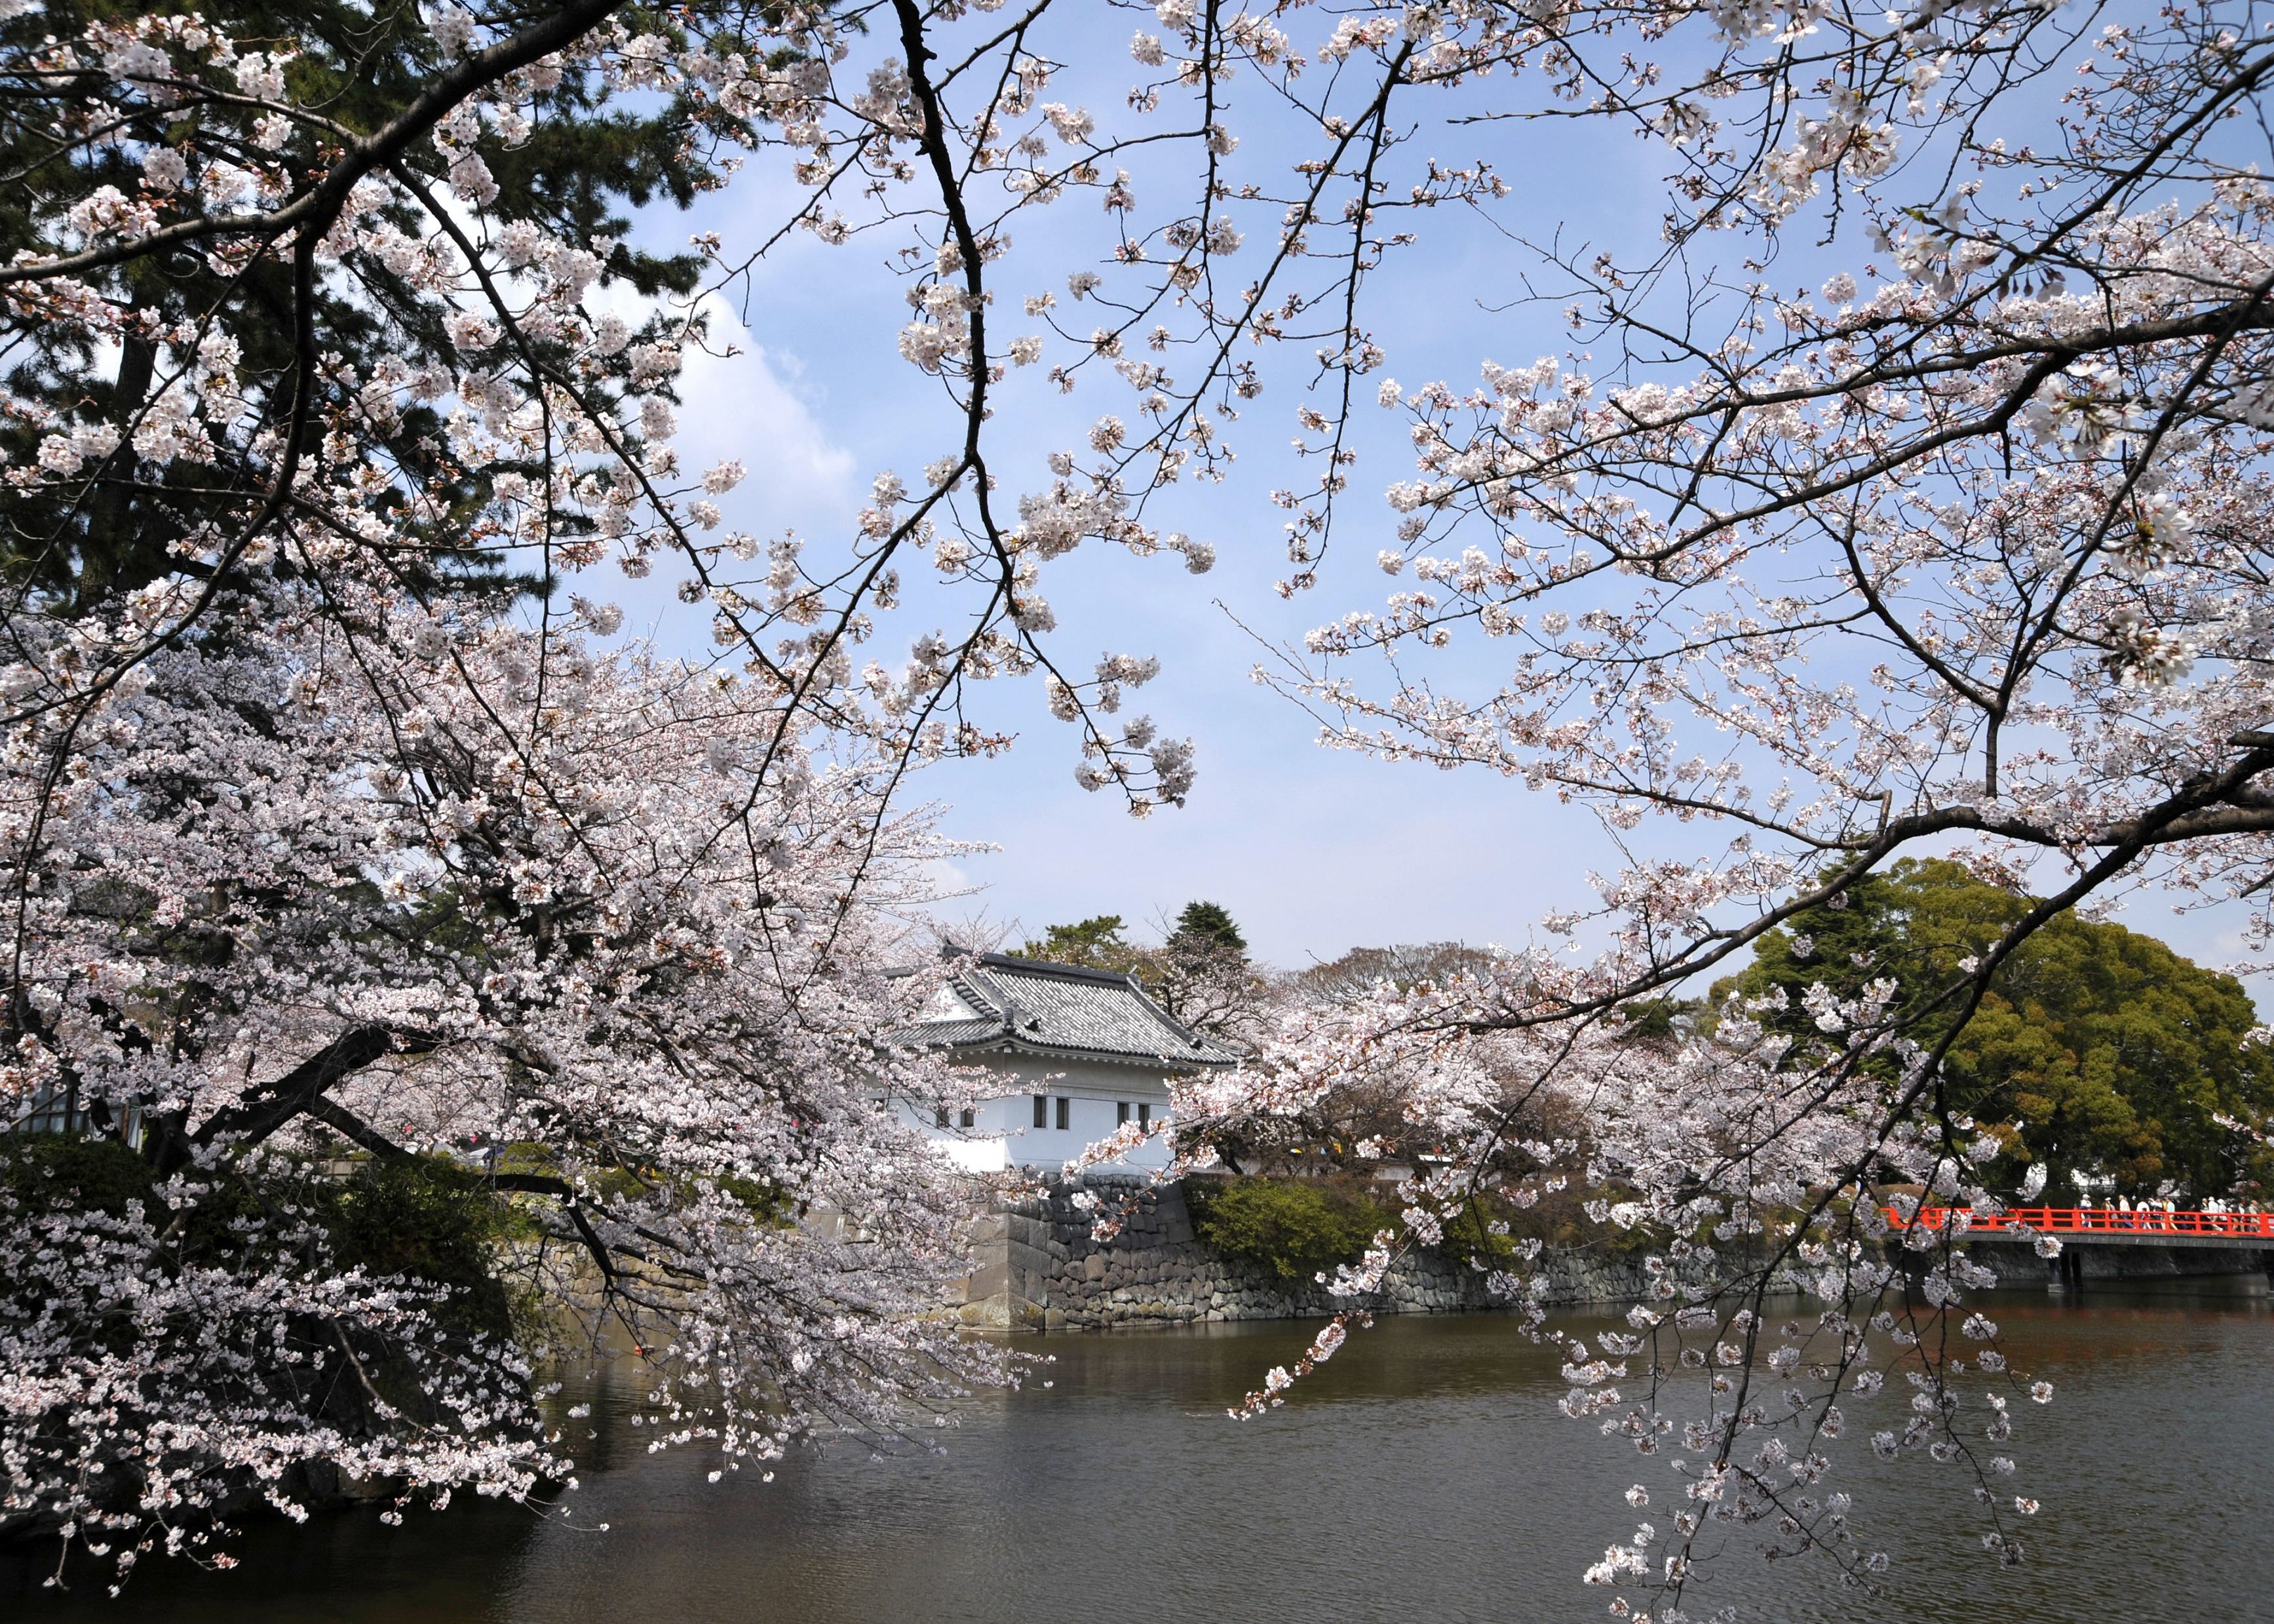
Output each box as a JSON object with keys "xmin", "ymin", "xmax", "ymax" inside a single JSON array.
[
  {"xmin": 948, "ymin": 1173, "xmax": 2274, "ymax": 1330},
  {"xmin": 949, "ymin": 1172, "xmax": 1781, "ymax": 1331}
]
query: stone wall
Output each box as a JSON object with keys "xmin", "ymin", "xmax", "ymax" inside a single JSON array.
[
  {"xmin": 952, "ymin": 1174, "xmax": 2274, "ymax": 1330},
  {"xmin": 951, "ymin": 1171, "xmax": 1757, "ymax": 1330}
]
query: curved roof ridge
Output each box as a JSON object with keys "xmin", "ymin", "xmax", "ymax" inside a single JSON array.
[
  {"xmin": 972, "ymin": 950, "xmax": 1142, "ymax": 988},
  {"xmin": 897, "ymin": 952, "xmax": 1241, "ymax": 1069}
]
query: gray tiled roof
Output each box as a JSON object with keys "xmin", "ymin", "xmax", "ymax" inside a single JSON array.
[{"xmin": 897, "ymin": 952, "xmax": 1239, "ymax": 1070}]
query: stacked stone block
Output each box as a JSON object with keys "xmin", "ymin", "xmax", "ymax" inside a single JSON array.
[{"xmin": 952, "ymin": 1171, "xmax": 1756, "ymax": 1330}]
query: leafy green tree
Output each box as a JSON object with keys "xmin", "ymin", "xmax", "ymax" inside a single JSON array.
[
  {"xmin": 1154, "ymin": 900, "xmax": 1270, "ymax": 1044},
  {"xmin": 1020, "ymin": 906, "xmax": 1269, "ymax": 1045},
  {"xmin": 1716, "ymin": 859, "xmax": 2274, "ymax": 1199}
]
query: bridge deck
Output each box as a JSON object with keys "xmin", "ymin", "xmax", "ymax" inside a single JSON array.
[{"xmin": 1886, "ymin": 1205, "xmax": 2274, "ymax": 1247}]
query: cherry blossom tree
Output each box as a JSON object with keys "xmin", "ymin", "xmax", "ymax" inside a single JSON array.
[
  {"xmin": 12, "ymin": 0, "xmax": 2274, "ymax": 1612},
  {"xmin": 1127, "ymin": 1, "xmax": 2274, "ymax": 1608},
  {"xmin": 640, "ymin": 0, "xmax": 2274, "ymax": 1610},
  {"xmin": 0, "ymin": 558, "xmax": 1009, "ymax": 1585},
  {"xmin": 0, "ymin": 0, "xmax": 1211, "ymax": 819},
  {"xmin": 0, "ymin": 4, "xmax": 1056, "ymax": 1583}
]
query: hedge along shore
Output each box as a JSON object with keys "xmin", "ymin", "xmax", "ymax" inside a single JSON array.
[{"xmin": 948, "ymin": 1172, "xmax": 2274, "ymax": 1331}]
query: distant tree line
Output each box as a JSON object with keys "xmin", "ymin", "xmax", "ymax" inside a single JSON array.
[{"xmin": 1040, "ymin": 873, "xmax": 2274, "ymax": 1203}]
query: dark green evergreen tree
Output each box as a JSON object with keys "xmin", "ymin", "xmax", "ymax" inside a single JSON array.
[
  {"xmin": 1168, "ymin": 899, "xmax": 1247, "ymax": 957},
  {"xmin": 0, "ymin": 0, "xmax": 757, "ymax": 615}
]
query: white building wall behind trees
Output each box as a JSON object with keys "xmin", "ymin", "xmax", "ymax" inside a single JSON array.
[{"xmin": 896, "ymin": 1054, "xmax": 1175, "ymax": 1172}]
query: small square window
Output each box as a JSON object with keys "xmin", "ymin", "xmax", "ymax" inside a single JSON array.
[
  {"xmin": 959, "ymin": 1108, "xmax": 976, "ymax": 1129},
  {"xmin": 1138, "ymin": 1102, "xmax": 1152, "ymax": 1127},
  {"xmin": 935, "ymin": 1106, "xmax": 950, "ymax": 1129},
  {"xmin": 1033, "ymin": 1094, "xmax": 1048, "ymax": 1129},
  {"xmin": 1055, "ymin": 1096, "xmax": 1070, "ymax": 1131},
  {"xmin": 1117, "ymin": 1101, "xmax": 1130, "ymax": 1125}
]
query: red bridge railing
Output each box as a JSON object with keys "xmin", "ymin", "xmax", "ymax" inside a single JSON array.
[{"xmin": 1883, "ymin": 1205, "xmax": 2274, "ymax": 1239}]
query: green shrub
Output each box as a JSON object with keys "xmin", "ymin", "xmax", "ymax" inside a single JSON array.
[
  {"xmin": 317, "ymin": 1156, "xmax": 525, "ymax": 1340},
  {"xmin": 1186, "ymin": 1176, "xmax": 1394, "ymax": 1284},
  {"xmin": 1436, "ymin": 1195, "xmax": 1520, "ymax": 1268},
  {"xmin": 0, "ymin": 1131, "xmax": 156, "ymax": 1217}
]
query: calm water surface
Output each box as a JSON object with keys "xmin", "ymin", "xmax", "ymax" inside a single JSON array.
[{"xmin": 7, "ymin": 1286, "xmax": 2270, "ymax": 1623}]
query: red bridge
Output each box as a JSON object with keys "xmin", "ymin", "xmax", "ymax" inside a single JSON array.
[{"xmin": 1885, "ymin": 1205, "xmax": 2274, "ymax": 1243}]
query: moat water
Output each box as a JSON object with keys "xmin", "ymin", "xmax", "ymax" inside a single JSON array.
[{"xmin": 8, "ymin": 1284, "xmax": 2270, "ymax": 1623}]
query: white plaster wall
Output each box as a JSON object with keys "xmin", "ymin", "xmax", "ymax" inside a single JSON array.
[{"xmin": 898, "ymin": 1053, "xmax": 1179, "ymax": 1170}]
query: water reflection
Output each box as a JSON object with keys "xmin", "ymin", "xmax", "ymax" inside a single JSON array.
[{"xmin": 7, "ymin": 1288, "xmax": 2269, "ymax": 1623}]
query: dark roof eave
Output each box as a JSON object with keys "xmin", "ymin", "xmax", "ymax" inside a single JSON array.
[{"xmin": 926, "ymin": 1034, "xmax": 1238, "ymax": 1071}]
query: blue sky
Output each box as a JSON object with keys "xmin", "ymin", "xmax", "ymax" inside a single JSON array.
[
  {"xmin": 609, "ymin": 128, "xmax": 1656, "ymax": 967},
  {"xmin": 592, "ymin": 15, "xmax": 2269, "ymax": 993}
]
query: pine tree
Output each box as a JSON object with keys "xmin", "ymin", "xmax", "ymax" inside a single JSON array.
[
  {"xmin": 0, "ymin": 0, "xmax": 735, "ymax": 614},
  {"xmin": 1169, "ymin": 899, "xmax": 1246, "ymax": 957},
  {"xmin": 1022, "ymin": 914, "xmax": 1142, "ymax": 971}
]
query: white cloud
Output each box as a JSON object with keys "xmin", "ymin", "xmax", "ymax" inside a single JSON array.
[
  {"xmin": 566, "ymin": 288, "xmax": 862, "ymax": 654},
  {"xmin": 672, "ymin": 296, "xmax": 858, "ymax": 530}
]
